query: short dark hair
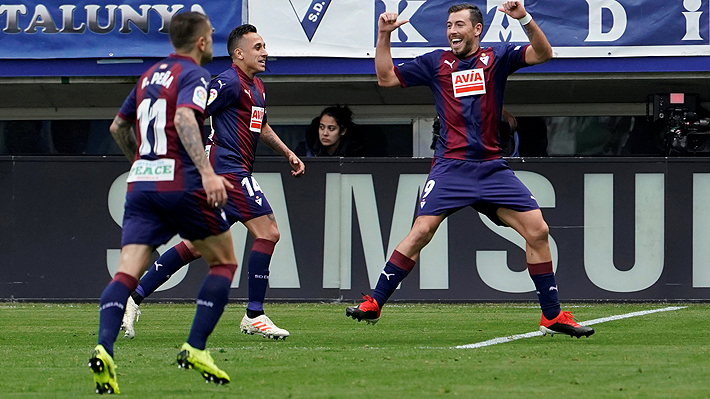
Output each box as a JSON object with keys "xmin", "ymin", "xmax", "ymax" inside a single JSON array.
[
  {"xmin": 448, "ymin": 4, "xmax": 484, "ymax": 29},
  {"xmin": 227, "ymin": 24, "xmax": 258, "ymax": 58},
  {"xmin": 169, "ymin": 11, "xmax": 210, "ymax": 51},
  {"xmin": 320, "ymin": 105, "xmax": 353, "ymax": 131}
]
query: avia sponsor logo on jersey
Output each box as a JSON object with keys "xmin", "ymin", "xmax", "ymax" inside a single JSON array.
[
  {"xmin": 451, "ymin": 68, "xmax": 486, "ymax": 97},
  {"xmin": 250, "ymin": 106, "xmax": 265, "ymax": 133},
  {"xmin": 0, "ymin": 3, "xmax": 206, "ymax": 35}
]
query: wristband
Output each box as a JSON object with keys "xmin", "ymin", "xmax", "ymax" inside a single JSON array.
[{"xmin": 518, "ymin": 13, "xmax": 532, "ymax": 25}]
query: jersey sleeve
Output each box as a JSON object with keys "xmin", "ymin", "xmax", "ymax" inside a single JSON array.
[
  {"xmin": 176, "ymin": 66, "xmax": 210, "ymax": 114},
  {"xmin": 497, "ymin": 43, "xmax": 531, "ymax": 76},
  {"xmin": 392, "ymin": 51, "xmax": 437, "ymax": 88},
  {"xmin": 117, "ymin": 87, "xmax": 137, "ymax": 122},
  {"xmin": 206, "ymin": 75, "xmax": 240, "ymax": 116}
]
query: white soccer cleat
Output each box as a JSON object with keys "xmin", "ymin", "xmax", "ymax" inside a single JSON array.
[
  {"xmin": 121, "ymin": 296, "xmax": 141, "ymax": 339},
  {"xmin": 240, "ymin": 314, "xmax": 290, "ymax": 340}
]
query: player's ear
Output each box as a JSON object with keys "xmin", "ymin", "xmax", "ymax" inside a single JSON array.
[
  {"xmin": 474, "ymin": 22, "xmax": 483, "ymax": 37},
  {"xmin": 236, "ymin": 48, "xmax": 244, "ymax": 60}
]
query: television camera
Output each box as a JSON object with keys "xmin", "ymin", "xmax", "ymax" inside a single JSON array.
[{"xmin": 648, "ymin": 93, "xmax": 710, "ymax": 155}]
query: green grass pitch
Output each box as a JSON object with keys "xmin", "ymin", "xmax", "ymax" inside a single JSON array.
[{"xmin": 1, "ymin": 302, "xmax": 708, "ymax": 398}]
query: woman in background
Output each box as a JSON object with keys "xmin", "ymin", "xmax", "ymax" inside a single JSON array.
[{"xmin": 296, "ymin": 105, "xmax": 365, "ymax": 157}]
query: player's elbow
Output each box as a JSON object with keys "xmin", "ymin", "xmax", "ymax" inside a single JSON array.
[
  {"xmin": 535, "ymin": 45, "xmax": 553, "ymax": 63},
  {"xmin": 377, "ymin": 75, "xmax": 401, "ymax": 88},
  {"xmin": 109, "ymin": 121, "xmax": 121, "ymax": 139},
  {"xmin": 540, "ymin": 46, "xmax": 553, "ymax": 62}
]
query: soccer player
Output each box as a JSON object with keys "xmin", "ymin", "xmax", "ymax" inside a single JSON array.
[
  {"xmin": 120, "ymin": 23, "xmax": 305, "ymax": 341},
  {"xmin": 346, "ymin": 2, "xmax": 594, "ymax": 338},
  {"xmin": 89, "ymin": 12, "xmax": 237, "ymax": 394}
]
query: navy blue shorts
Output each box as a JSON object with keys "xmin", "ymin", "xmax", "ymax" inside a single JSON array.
[
  {"xmin": 121, "ymin": 190, "xmax": 231, "ymax": 247},
  {"xmin": 222, "ymin": 173, "xmax": 273, "ymax": 224},
  {"xmin": 417, "ymin": 157, "xmax": 539, "ymax": 226}
]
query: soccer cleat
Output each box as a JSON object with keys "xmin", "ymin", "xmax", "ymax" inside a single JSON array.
[
  {"xmin": 88, "ymin": 344, "xmax": 120, "ymax": 394},
  {"xmin": 120, "ymin": 296, "xmax": 141, "ymax": 339},
  {"xmin": 240, "ymin": 314, "xmax": 290, "ymax": 340},
  {"xmin": 540, "ymin": 311, "xmax": 595, "ymax": 338},
  {"xmin": 176, "ymin": 343, "xmax": 230, "ymax": 385},
  {"xmin": 345, "ymin": 295, "xmax": 381, "ymax": 325}
]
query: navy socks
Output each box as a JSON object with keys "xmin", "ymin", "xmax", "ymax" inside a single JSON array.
[
  {"xmin": 247, "ymin": 238, "xmax": 275, "ymax": 314},
  {"xmin": 133, "ymin": 241, "xmax": 197, "ymax": 305},
  {"xmin": 98, "ymin": 272, "xmax": 138, "ymax": 357},
  {"xmin": 371, "ymin": 250, "xmax": 416, "ymax": 307},
  {"xmin": 528, "ymin": 261, "xmax": 561, "ymax": 320},
  {"xmin": 186, "ymin": 264, "xmax": 237, "ymax": 350}
]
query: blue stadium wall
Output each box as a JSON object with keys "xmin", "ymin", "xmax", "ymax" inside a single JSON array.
[{"xmin": 2, "ymin": 156, "xmax": 710, "ymax": 301}]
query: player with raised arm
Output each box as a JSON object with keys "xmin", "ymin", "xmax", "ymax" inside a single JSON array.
[
  {"xmin": 89, "ymin": 12, "xmax": 237, "ymax": 394},
  {"xmin": 346, "ymin": 2, "xmax": 594, "ymax": 339},
  {"xmin": 120, "ymin": 24, "xmax": 305, "ymax": 341}
]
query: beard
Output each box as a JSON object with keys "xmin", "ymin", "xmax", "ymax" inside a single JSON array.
[
  {"xmin": 200, "ymin": 51, "xmax": 213, "ymax": 66},
  {"xmin": 451, "ymin": 38, "xmax": 474, "ymax": 58}
]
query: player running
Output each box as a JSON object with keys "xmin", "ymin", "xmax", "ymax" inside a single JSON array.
[
  {"xmin": 89, "ymin": 12, "xmax": 238, "ymax": 394},
  {"xmin": 120, "ymin": 24, "xmax": 305, "ymax": 341},
  {"xmin": 346, "ymin": 2, "xmax": 594, "ymax": 339}
]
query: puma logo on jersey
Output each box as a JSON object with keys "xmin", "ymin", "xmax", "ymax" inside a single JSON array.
[
  {"xmin": 217, "ymin": 79, "xmax": 226, "ymax": 89},
  {"xmin": 443, "ymin": 59, "xmax": 456, "ymax": 69},
  {"xmin": 549, "ymin": 286, "xmax": 558, "ymax": 292},
  {"xmin": 381, "ymin": 271, "xmax": 395, "ymax": 280},
  {"xmin": 154, "ymin": 262, "xmax": 162, "ymax": 270},
  {"xmin": 244, "ymin": 89, "xmax": 252, "ymax": 99}
]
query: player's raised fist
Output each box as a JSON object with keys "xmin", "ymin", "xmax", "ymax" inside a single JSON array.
[
  {"xmin": 378, "ymin": 12, "xmax": 409, "ymax": 33},
  {"xmin": 498, "ymin": 0, "xmax": 527, "ymax": 20}
]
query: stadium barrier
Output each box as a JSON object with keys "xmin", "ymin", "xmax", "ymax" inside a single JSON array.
[{"xmin": 1, "ymin": 156, "xmax": 709, "ymax": 301}]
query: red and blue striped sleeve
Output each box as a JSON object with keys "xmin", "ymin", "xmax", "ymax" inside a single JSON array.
[{"xmin": 117, "ymin": 87, "xmax": 137, "ymax": 122}]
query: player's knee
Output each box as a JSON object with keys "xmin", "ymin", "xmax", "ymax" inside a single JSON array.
[
  {"xmin": 256, "ymin": 226, "xmax": 279, "ymax": 243},
  {"xmin": 410, "ymin": 226, "xmax": 436, "ymax": 246},
  {"xmin": 267, "ymin": 227, "xmax": 280, "ymax": 244},
  {"xmin": 526, "ymin": 222, "xmax": 549, "ymax": 246}
]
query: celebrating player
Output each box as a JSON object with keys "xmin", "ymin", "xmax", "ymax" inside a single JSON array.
[
  {"xmin": 347, "ymin": 2, "xmax": 594, "ymax": 339},
  {"xmin": 89, "ymin": 12, "xmax": 238, "ymax": 394},
  {"xmin": 120, "ymin": 23, "xmax": 305, "ymax": 341}
]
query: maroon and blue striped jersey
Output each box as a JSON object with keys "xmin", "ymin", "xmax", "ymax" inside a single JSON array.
[
  {"xmin": 394, "ymin": 44, "xmax": 530, "ymax": 161},
  {"xmin": 206, "ymin": 65, "xmax": 267, "ymax": 175},
  {"xmin": 118, "ymin": 54, "xmax": 210, "ymax": 192}
]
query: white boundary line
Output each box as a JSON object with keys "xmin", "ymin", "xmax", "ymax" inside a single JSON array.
[{"xmin": 455, "ymin": 306, "xmax": 686, "ymax": 349}]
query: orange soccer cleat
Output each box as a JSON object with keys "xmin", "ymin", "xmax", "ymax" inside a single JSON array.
[
  {"xmin": 346, "ymin": 295, "xmax": 381, "ymax": 325},
  {"xmin": 540, "ymin": 311, "xmax": 595, "ymax": 338}
]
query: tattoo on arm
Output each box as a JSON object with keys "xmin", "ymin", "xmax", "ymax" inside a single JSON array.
[
  {"xmin": 110, "ymin": 115, "xmax": 137, "ymax": 162},
  {"xmin": 260, "ymin": 125, "xmax": 290, "ymax": 157},
  {"xmin": 524, "ymin": 24, "xmax": 534, "ymax": 40},
  {"xmin": 175, "ymin": 107, "xmax": 212, "ymax": 175}
]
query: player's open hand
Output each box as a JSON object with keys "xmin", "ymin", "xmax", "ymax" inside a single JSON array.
[
  {"xmin": 378, "ymin": 12, "xmax": 409, "ymax": 34},
  {"xmin": 288, "ymin": 153, "xmax": 305, "ymax": 177},
  {"xmin": 498, "ymin": 0, "xmax": 526, "ymax": 19}
]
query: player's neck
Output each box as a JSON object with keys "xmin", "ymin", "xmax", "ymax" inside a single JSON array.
[
  {"xmin": 232, "ymin": 61, "xmax": 257, "ymax": 80},
  {"xmin": 175, "ymin": 49, "xmax": 202, "ymax": 65},
  {"xmin": 460, "ymin": 43, "xmax": 480, "ymax": 59}
]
